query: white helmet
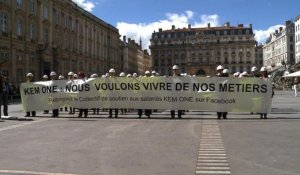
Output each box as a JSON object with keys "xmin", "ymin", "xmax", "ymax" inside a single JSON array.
[
  {"xmin": 27, "ymin": 73, "xmax": 33, "ymax": 77},
  {"xmin": 172, "ymin": 65, "xmax": 179, "ymax": 70},
  {"xmin": 101, "ymin": 75, "xmax": 106, "ymax": 78},
  {"xmin": 251, "ymin": 66, "xmax": 257, "ymax": 72},
  {"xmin": 58, "ymin": 75, "xmax": 64, "ymax": 80},
  {"xmin": 260, "ymin": 67, "xmax": 267, "ymax": 72},
  {"xmin": 133, "ymin": 73, "xmax": 138, "ymax": 77},
  {"xmin": 222, "ymin": 69, "xmax": 229, "ymax": 74},
  {"xmin": 145, "ymin": 70, "xmax": 150, "ymax": 75},
  {"xmin": 109, "ymin": 68, "xmax": 115, "ymax": 73},
  {"xmin": 119, "ymin": 72, "xmax": 126, "ymax": 77},
  {"xmin": 73, "ymin": 74, "xmax": 78, "ymax": 78},
  {"xmin": 105, "ymin": 73, "xmax": 109, "ymax": 77},
  {"xmin": 90, "ymin": 73, "xmax": 98, "ymax": 78},
  {"xmin": 127, "ymin": 74, "xmax": 132, "ymax": 77},
  {"xmin": 216, "ymin": 65, "xmax": 224, "ymax": 70},
  {"xmin": 43, "ymin": 75, "xmax": 48, "ymax": 79},
  {"xmin": 50, "ymin": 71, "xmax": 57, "ymax": 76},
  {"xmin": 151, "ymin": 70, "xmax": 156, "ymax": 74},
  {"xmin": 68, "ymin": 72, "xmax": 74, "ymax": 76}
]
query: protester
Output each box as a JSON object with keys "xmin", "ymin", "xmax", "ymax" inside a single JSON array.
[
  {"xmin": 50, "ymin": 71, "xmax": 59, "ymax": 117},
  {"xmin": 77, "ymin": 71, "xmax": 88, "ymax": 118},
  {"xmin": 24, "ymin": 73, "xmax": 36, "ymax": 117},
  {"xmin": 170, "ymin": 65, "xmax": 183, "ymax": 119},
  {"xmin": 108, "ymin": 68, "xmax": 118, "ymax": 118},
  {"xmin": 259, "ymin": 67, "xmax": 274, "ymax": 119}
]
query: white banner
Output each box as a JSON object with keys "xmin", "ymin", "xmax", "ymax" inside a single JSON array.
[{"xmin": 20, "ymin": 77, "xmax": 272, "ymax": 113}]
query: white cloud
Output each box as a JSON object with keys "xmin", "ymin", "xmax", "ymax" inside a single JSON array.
[
  {"xmin": 72, "ymin": 0, "xmax": 95, "ymax": 12},
  {"xmin": 117, "ymin": 11, "xmax": 220, "ymax": 51},
  {"xmin": 254, "ymin": 25, "xmax": 285, "ymax": 44}
]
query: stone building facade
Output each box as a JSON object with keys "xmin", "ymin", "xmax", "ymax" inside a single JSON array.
[
  {"xmin": 263, "ymin": 21, "xmax": 295, "ymax": 69},
  {"xmin": 0, "ymin": 0, "xmax": 120, "ymax": 86},
  {"xmin": 255, "ymin": 44, "xmax": 263, "ymax": 69},
  {"xmin": 295, "ymin": 16, "xmax": 300, "ymax": 65},
  {"xmin": 120, "ymin": 36, "xmax": 151, "ymax": 76},
  {"xmin": 150, "ymin": 23, "xmax": 256, "ymax": 76}
]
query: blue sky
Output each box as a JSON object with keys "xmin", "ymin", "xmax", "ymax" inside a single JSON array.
[{"xmin": 72, "ymin": 0, "xmax": 300, "ymax": 49}]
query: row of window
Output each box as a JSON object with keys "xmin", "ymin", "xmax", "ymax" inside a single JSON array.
[{"xmin": 153, "ymin": 29, "xmax": 252, "ymax": 39}]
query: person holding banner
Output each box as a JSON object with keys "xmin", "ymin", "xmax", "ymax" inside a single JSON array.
[
  {"xmin": 67, "ymin": 72, "xmax": 75, "ymax": 115},
  {"xmin": 259, "ymin": 67, "xmax": 273, "ymax": 119},
  {"xmin": 170, "ymin": 65, "xmax": 183, "ymax": 119},
  {"xmin": 42, "ymin": 74, "xmax": 49, "ymax": 114},
  {"xmin": 50, "ymin": 71, "xmax": 59, "ymax": 117},
  {"xmin": 24, "ymin": 73, "xmax": 36, "ymax": 117},
  {"xmin": 216, "ymin": 65, "xmax": 228, "ymax": 119},
  {"xmin": 78, "ymin": 72, "xmax": 89, "ymax": 118},
  {"xmin": 108, "ymin": 68, "xmax": 119, "ymax": 118}
]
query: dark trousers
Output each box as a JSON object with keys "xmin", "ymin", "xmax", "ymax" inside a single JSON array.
[
  {"xmin": 0, "ymin": 93, "xmax": 8, "ymax": 116},
  {"xmin": 52, "ymin": 109, "xmax": 59, "ymax": 117},
  {"xmin": 145, "ymin": 109, "xmax": 151, "ymax": 117},
  {"xmin": 217, "ymin": 112, "xmax": 227, "ymax": 119},
  {"xmin": 138, "ymin": 109, "xmax": 143, "ymax": 117},
  {"xmin": 171, "ymin": 110, "xmax": 182, "ymax": 118},
  {"xmin": 79, "ymin": 109, "xmax": 88, "ymax": 117},
  {"xmin": 26, "ymin": 111, "xmax": 36, "ymax": 117},
  {"xmin": 109, "ymin": 109, "xmax": 118, "ymax": 117}
]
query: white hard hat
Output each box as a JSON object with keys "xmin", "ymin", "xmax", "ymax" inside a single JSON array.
[
  {"xmin": 127, "ymin": 74, "xmax": 132, "ymax": 77},
  {"xmin": 119, "ymin": 72, "xmax": 126, "ymax": 77},
  {"xmin": 58, "ymin": 75, "xmax": 64, "ymax": 80},
  {"xmin": 73, "ymin": 74, "xmax": 78, "ymax": 78},
  {"xmin": 68, "ymin": 72, "xmax": 74, "ymax": 76},
  {"xmin": 27, "ymin": 73, "xmax": 33, "ymax": 77},
  {"xmin": 145, "ymin": 70, "xmax": 150, "ymax": 74},
  {"xmin": 152, "ymin": 70, "xmax": 156, "ymax": 74},
  {"xmin": 242, "ymin": 71, "xmax": 248, "ymax": 76},
  {"xmin": 50, "ymin": 71, "xmax": 57, "ymax": 76},
  {"xmin": 90, "ymin": 73, "xmax": 98, "ymax": 78},
  {"xmin": 260, "ymin": 67, "xmax": 267, "ymax": 72},
  {"xmin": 101, "ymin": 75, "xmax": 106, "ymax": 78},
  {"xmin": 43, "ymin": 75, "xmax": 48, "ymax": 79},
  {"xmin": 251, "ymin": 66, "xmax": 257, "ymax": 72},
  {"xmin": 105, "ymin": 73, "xmax": 109, "ymax": 77},
  {"xmin": 133, "ymin": 73, "xmax": 138, "ymax": 77},
  {"xmin": 216, "ymin": 65, "xmax": 224, "ymax": 70},
  {"xmin": 109, "ymin": 68, "xmax": 115, "ymax": 73},
  {"xmin": 222, "ymin": 69, "xmax": 229, "ymax": 74},
  {"xmin": 172, "ymin": 65, "xmax": 179, "ymax": 70}
]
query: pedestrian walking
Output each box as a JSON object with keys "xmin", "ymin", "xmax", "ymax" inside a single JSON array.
[
  {"xmin": 293, "ymin": 77, "xmax": 299, "ymax": 97},
  {"xmin": 0, "ymin": 75, "xmax": 10, "ymax": 117}
]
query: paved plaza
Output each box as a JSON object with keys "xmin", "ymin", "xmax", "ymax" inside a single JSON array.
[{"xmin": 0, "ymin": 90, "xmax": 299, "ymax": 175}]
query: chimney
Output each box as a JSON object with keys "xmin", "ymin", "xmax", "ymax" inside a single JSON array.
[
  {"xmin": 188, "ymin": 24, "xmax": 191, "ymax": 29},
  {"xmin": 249, "ymin": 24, "xmax": 252, "ymax": 28},
  {"xmin": 159, "ymin": 28, "xmax": 162, "ymax": 32},
  {"xmin": 279, "ymin": 27, "xmax": 283, "ymax": 32},
  {"xmin": 207, "ymin": 23, "xmax": 211, "ymax": 28},
  {"xmin": 226, "ymin": 22, "xmax": 230, "ymax": 27},
  {"xmin": 172, "ymin": 25, "xmax": 175, "ymax": 30},
  {"xmin": 275, "ymin": 30, "xmax": 278, "ymax": 34},
  {"xmin": 123, "ymin": 36, "xmax": 126, "ymax": 42}
]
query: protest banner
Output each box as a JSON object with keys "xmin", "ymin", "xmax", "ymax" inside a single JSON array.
[{"xmin": 20, "ymin": 77, "xmax": 272, "ymax": 113}]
